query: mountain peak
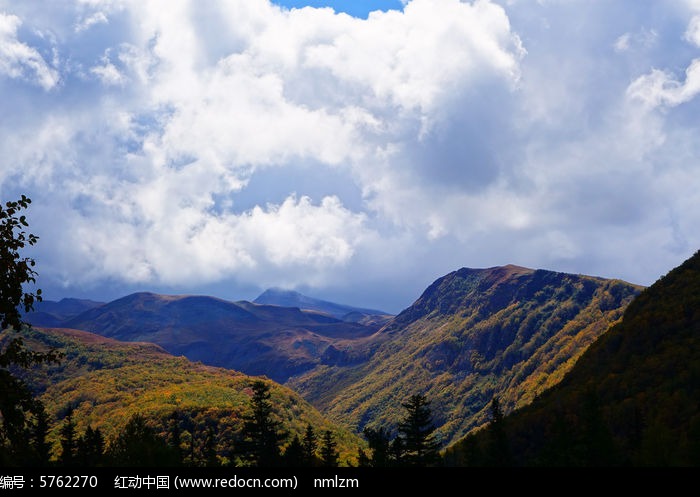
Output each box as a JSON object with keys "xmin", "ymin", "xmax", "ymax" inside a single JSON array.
[
  {"xmin": 387, "ymin": 264, "xmax": 627, "ymax": 332},
  {"xmin": 459, "ymin": 264, "xmax": 534, "ymax": 284},
  {"xmin": 254, "ymin": 288, "xmax": 390, "ymax": 321}
]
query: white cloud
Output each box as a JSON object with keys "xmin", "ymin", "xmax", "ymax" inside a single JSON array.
[
  {"xmin": 1, "ymin": 0, "xmax": 700, "ymax": 310},
  {"xmin": 0, "ymin": 13, "xmax": 59, "ymax": 90},
  {"xmin": 614, "ymin": 28, "xmax": 657, "ymax": 52},
  {"xmin": 614, "ymin": 33, "xmax": 631, "ymax": 52},
  {"xmin": 685, "ymin": 15, "xmax": 700, "ymax": 47},
  {"xmin": 627, "ymin": 59, "xmax": 700, "ymax": 108},
  {"xmin": 74, "ymin": 11, "xmax": 108, "ymax": 33},
  {"xmin": 46, "ymin": 191, "xmax": 367, "ymax": 288},
  {"xmin": 90, "ymin": 54, "xmax": 126, "ymax": 86}
]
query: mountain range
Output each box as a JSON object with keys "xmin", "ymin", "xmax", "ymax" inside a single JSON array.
[
  {"xmin": 9, "ymin": 248, "xmax": 700, "ymax": 467},
  {"xmin": 27, "ymin": 292, "xmax": 388, "ymax": 383},
  {"xmin": 25, "ymin": 264, "xmax": 642, "ymax": 448}
]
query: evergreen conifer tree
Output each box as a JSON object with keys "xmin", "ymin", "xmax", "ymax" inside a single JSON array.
[{"xmin": 397, "ymin": 394, "xmax": 439, "ymax": 466}]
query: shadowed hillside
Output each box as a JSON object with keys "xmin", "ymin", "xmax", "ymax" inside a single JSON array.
[{"xmin": 445, "ymin": 250, "xmax": 700, "ymax": 466}]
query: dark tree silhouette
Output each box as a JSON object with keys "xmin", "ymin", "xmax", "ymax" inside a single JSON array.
[
  {"xmin": 0, "ymin": 195, "xmax": 42, "ymax": 330},
  {"xmin": 283, "ymin": 435, "xmax": 304, "ymax": 467},
  {"xmin": 59, "ymin": 411, "xmax": 77, "ymax": 466},
  {"xmin": 389, "ymin": 436, "xmax": 405, "ymax": 466},
  {"xmin": 302, "ymin": 423, "xmax": 318, "ymax": 466},
  {"xmin": 240, "ymin": 380, "xmax": 286, "ymax": 467},
  {"xmin": 357, "ymin": 447, "xmax": 371, "ymax": 467},
  {"xmin": 0, "ymin": 196, "xmax": 60, "ymax": 465},
  {"xmin": 397, "ymin": 394, "xmax": 439, "ymax": 466},
  {"xmin": 362, "ymin": 426, "xmax": 391, "ymax": 467},
  {"xmin": 107, "ymin": 414, "xmax": 179, "ymax": 466},
  {"xmin": 486, "ymin": 397, "xmax": 512, "ymax": 466},
  {"xmin": 319, "ymin": 430, "xmax": 339, "ymax": 467},
  {"xmin": 77, "ymin": 426, "xmax": 105, "ymax": 466},
  {"xmin": 32, "ymin": 403, "xmax": 51, "ymax": 466}
]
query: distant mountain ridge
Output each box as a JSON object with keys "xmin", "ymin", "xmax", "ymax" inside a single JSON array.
[
  {"xmin": 254, "ymin": 288, "xmax": 392, "ymax": 325},
  {"xmin": 29, "ymin": 292, "xmax": 382, "ymax": 383},
  {"xmin": 25, "ymin": 298, "xmax": 104, "ymax": 328}
]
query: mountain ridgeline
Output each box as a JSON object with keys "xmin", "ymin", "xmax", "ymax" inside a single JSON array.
[
  {"xmin": 254, "ymin": 288, "xmax": 392, "ymax": 326},
  {"xmin": 24, "ymin": 265, "xmax": 644, "ymax": 452},
  {"xmin": 30, "ymin": 293, "xmax": 388, "ymax": 384},
  {"xmin": 288, "ymin": 265, "xmax": 642, "ymax": 446},
  {"xmin": 445, "ymin": 250, "xmax": 700, "ymax": 466}
]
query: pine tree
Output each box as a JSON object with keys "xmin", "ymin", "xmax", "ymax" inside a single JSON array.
[
  {"xmin": 77, "ymin": 426, "xmax": 105, "ymax": 466},
  {"xmin": 240, "ymin": 380, "xmax": 285, "ymax": 467},
  {"xmin": 302, "ymin": 423, "xmax": 318, "ymax": 467},
  {"xmin": 362, "ymin": 427, "xmax": 391, "ymax": 467},
  {"xmin": 32, "ymin": 402, "xmax": 51, "ymax": 466},
  {"xmin": 397, "ymin": 394, "xmax": 439, "ymax": 466},
  {"xmin": 389, "ymin": 436, "xmax": 404, "ymax": 466},
  {"xmin": 319, "ymin": 430, "xmax": 339, "ymax": 467},
  {"xmin": 59, "ymin": 411, "xmax": 77, "ymax": 466},
  {"xmin": 107, "ymin": 414, "xmax": 179, "ymax": 466},
  {"xmin": 283, "ymin": 435, "xmax": 304, "ymax": 467}
]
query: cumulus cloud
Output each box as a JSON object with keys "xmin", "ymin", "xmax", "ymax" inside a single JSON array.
[
  {"xmin": 53, "ymin": 191, "xmax": 365, "ymax": 287},
  {"xmin": 0, "ymin": 13, "xmax": 59, "ymax": 90},
  {"xmin": 627, "ymin": 59, "xmax": 700, "ymax": 108},
  {"xmin": 90, "ymin": 51, "xmax": 126, "ymax": 86},
  {"xmin": 74, "ymin": 11, "xmax": 108, "ymax": 33}
]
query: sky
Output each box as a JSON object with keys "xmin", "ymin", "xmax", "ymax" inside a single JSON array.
[{"xmin": 1, "ymin": 0, "xmax": 699, "ymax": 313}]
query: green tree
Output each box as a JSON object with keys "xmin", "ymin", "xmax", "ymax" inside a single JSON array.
[
  {"xmin": 319, "ymin": 430, "xmax": 339, "ymax": 467},
  {"xmin": 397, "ymin": 394, "xmax": 439, "ymax": 466},
  {"xmin": 32, "ymin": 403, "xmax": 51, "ymax": 466},
  {"xmin": 389, "ymin": 436, "xmax": 404, "ymax": 466},
  {"xmin": 302, "ymin": 423, "xmax": 318, "ymax": 466},
  {"xmin": 0, "ymin": 195, "xmax": 42, "ymax": 330},
  {"xmin": 107, "ymin": 414, "xmax": 179, "ymax": 466},
  {"xmin": 77, "ymin": 426, "xmax": 105, "ymax": 467},
  {"xmin": 240, "ymin": 380, "xmax": 285, "ymax": 467},
  {"xmin": 59, "ymin": 411, "xmax": 77, "ymax": 466},
  {"xmin": 283, "ymin": 435, "xmax": 304, "ymax": 467},
  {"xmin": 0, "ymin": 196, "xmax": 60, "ymax": 465},
  {"xmin": 362, "ymin": 426, "xmax": 391, "ymax": 467}
]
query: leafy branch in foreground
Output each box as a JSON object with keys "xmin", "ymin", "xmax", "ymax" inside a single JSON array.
[{"xmin": 1, "ymin": 195, "xmax": 62, "ymax": 465}]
